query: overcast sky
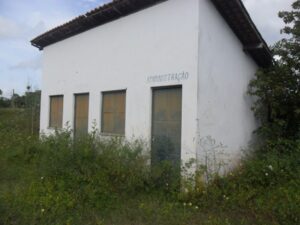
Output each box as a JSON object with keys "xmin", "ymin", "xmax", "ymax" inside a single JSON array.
[{"xmin": 0, "ymin": 0, "xmax": 295, "ymax": 97}]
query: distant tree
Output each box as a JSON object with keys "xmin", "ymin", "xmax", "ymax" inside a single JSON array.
[
  {"xmin": 0, "ymin": 97, "xmax": 10, "ymax": 108},
  {"xmin": 0, "ymin": 89, "xmax": 10, "ymax": 108},
  {"xmin": 25, "ymin": 90, "xmax": 41, "ymax": 134},
  {"xmin": 249, "ymin": 0, "xmax": 300, "ymax": 140},
  {"xmin": 12, "ymin": 94, "xmax": 25, "ymax": 108}
]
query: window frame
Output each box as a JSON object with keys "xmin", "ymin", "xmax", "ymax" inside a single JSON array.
[
  {"xmin": 49, "ymin": 95, "xmax": 64, "ymax": 129},
  {"xmin": 101, "ymin": 90, "xmax": 126, "ymax": 136}
]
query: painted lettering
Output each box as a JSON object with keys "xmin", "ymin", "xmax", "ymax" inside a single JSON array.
[{"xmin": 147, "ymin": 71, "xmax": 189, "ymax": 83}]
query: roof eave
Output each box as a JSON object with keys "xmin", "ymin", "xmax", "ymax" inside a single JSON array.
[
  {"xmin": 210, "ymin": 0, "xmax": 272, "ymax": 68},
  {"xmin": 31, "ymin": 0, "xmax": 167, "ymax": 50},
  {"xmin": 31, "ymin": 0, "xmax": 273, "ymax": 68}
]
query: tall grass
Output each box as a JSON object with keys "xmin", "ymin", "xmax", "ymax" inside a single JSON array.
[{"xmin": 0, "ymin": 109, "xmax": 299, "ymax": 225}]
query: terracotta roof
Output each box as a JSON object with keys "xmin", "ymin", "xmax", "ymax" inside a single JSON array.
[{"xmin": 31, "ymin": 0, "xmax": 272, "ymax": 67}]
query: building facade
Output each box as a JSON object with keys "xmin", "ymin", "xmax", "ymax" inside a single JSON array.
[{"xmin": 32, "ymin": 0, "xmax": 271, "ymax": 167}]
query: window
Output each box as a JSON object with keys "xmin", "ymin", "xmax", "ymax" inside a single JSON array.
[
  {"xmin": 74, "ymin": 93, "xmax": 89, "ymax": 137},
  {"xmin": 101, "ymin": 90, "xmax": 126, "ymax": 135},
  {"xmin": 49, "ymin": 95, "xmax": 63, "ymax": 128}
]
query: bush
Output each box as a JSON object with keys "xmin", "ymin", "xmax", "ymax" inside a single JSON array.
[
  {"xmin": 1, "ymin": 109, "xmax": 300, "ymax": 225},
  {"xmin": 0, "ymin": 128, "xmax": 152, "ymax": 224},
  {"xmin": 180, "ymin": 139, "xmax": 300, "ymax": 224}
]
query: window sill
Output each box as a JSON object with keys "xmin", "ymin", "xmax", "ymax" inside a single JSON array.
[
  {"xmin": 47, "ymin": 127, "xmax": 63, "ymax": 130},
  {"xmin": 100, "ymin": 132, "xmax": 125, "ymax": 137}
]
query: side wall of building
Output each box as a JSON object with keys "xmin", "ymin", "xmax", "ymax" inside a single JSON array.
[
  {"xmin": 40, "ymin": 0, "xmax": 199, "ymax": 161},
  {"xmin": 196, "ymin": 0, "xmax": 258, "ymax": 168}
]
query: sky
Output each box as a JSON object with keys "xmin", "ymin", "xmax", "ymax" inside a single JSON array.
[{"xmin": 0, "ymin": 0, "xmax": 295, "ymax": 97}]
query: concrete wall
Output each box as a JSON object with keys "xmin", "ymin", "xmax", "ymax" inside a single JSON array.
[
  {"xmin": 196, "ymin": 0, "xmax": 258, "ymax": 168},
  {"xmin": 40, "ymin": 0, "xmax": 199, "ymax": 162},
  {"xmin": 40, "ymin": 0, "xmax": 259, "ymax": 167}
]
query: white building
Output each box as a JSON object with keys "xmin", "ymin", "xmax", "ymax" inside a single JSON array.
[{"xmin": 32, "ymin": 0, "xmax": 271, "ymax": 168}]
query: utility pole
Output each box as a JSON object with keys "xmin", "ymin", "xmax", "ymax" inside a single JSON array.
[
  {"xmin": 26, "ymin": 85, "xmax": 35, "ymax": 134},
  {"xmin": 11, "ymin": 89, "xmax": 15, "ymax": 108}
]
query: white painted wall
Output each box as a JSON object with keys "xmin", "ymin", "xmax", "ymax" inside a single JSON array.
[
  {"xmin": 40, "ymin": 0, "xmax": 259, "ymax": 167},
  {"xmin": 40, "ymin": 0, "xmax": 199, "ymax": 162},
  {"xmin": 196, "ymin": 0, "xmax": 258, "ymax": 169}
]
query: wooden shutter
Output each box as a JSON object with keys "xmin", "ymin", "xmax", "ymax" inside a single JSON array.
[
  {"xmin": 74, "ymin": 94, "xmax": 89, "ymax": 137},
  {"xmin": 151, "ymin": 87, "xmax": 182, "ymax": 165},
  {"xmin": 102, "ymin": 91, "xmax": 126, "ymax": 135},
  {"xmin": 151, "ymin": 86, "xmax": 182, "ymax": 189},
  {"xmin": 49, "ymin": 95, "xmax": 63, "ymax": 128}
]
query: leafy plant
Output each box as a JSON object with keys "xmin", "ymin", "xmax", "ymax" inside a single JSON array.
[{"xmin": 249, "ymin": 0, "xmax": 300, "ymax": 140}]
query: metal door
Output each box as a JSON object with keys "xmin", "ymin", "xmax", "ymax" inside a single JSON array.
[
  {"xmin": 151, "ymin": 86, "xmax": 182, "ymax": 167},
  {"xmin": 74, "ymin": 94, "xmax": 89, "ymax": 137}
]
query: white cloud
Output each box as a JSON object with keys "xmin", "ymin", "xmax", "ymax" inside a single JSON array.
[
  {"xmin": 29, "ymin": 21, "xmax": 47, "ymax": 38},
  {"xmin": 0, "ymin": 16, "xmax": 22, "ymax": 39},
  {"xmin": 0, "ymin": 15, "xmax": 47, "ymax": 42},
  {"xmin": 83, "ymin": 0, "xmax": 98, "ymax": 2},
  {"xmin": 82, "ymin": 0, "xmax": 109, "ymax": 4},
  {"xmin": 27, "ymin": 10, "xmax": 73, "ymax": 32},
  {"xmin": 78, "ymin": 0, "xmax": 111, "ymax": 10},
  {"xmin": 243, "ymin": 0, "xmax": 294, "ymax": 45},
  {"xmin": 10, "ymin": 56, "xmax": 42, "ymax": 71}
]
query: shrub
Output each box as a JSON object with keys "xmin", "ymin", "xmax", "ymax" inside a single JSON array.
[
  {"xmin": 0, "ymin": 128, "xmax": 153, "ymax": 224},
  {"xmin": 181, "ymin": 139, "xmax": 300, "ymax": 224},
  {"xmin": 1, "ymin": 109, "xmax": 300, "ymax": 224}
]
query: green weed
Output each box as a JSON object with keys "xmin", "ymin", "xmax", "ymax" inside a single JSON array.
[{"xmin": 0, "ymin": 109, "xmax": 299, "ymax": 225}]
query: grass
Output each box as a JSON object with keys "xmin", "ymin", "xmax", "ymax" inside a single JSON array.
[{"xmin": 0, "ymin": 108, "xmax": 299, "ymax": 225}]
